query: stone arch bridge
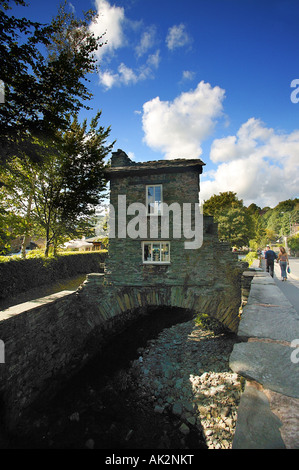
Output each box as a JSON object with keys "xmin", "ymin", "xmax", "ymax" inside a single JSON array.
[
  {"xmin": 78, "ymin": 261, "xmax": 245, "ymax": 337},
  {"xmin": 0, "ymin": 245, "xmax": 247, "ymax": 432}
]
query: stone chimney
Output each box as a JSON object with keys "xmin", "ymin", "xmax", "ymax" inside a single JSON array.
[{"xmin": 111, "ymin": 149, "xmax": 132, "ymax": 167}]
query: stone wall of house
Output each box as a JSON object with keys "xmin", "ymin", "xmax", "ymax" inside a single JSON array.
[{"xmin": 107, "ymin": 166, "xmax": 201, "ymax": 286}]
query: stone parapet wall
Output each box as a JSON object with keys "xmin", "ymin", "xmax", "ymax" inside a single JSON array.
[{"xmin": 0, "ymin": 291, "xmax": 82, "ymax": 429}]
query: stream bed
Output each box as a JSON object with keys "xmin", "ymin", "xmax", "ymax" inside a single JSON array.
[{"xmin": 2, "ymin": 307, "xmax": 242, "ymax": 449}]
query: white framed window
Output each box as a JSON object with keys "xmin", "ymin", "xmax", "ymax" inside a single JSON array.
[
  {"xmin": 142, "ymin": 241, "xmax": 170, "ymax": 264},
  {"xmin": 146, "ymin": 184, "xmax": 163, "ymax": 215}
]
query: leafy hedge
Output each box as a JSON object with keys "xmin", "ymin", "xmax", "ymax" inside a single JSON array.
[
  {"xmin": 288, "ymin": 233, "xmax": 299, "ymax": 256},
  {"xmin": 0, "ymin": 251, "xmax": 107, "ymax": 301},
  {"xmin": 243, "ymin": 251, "xmax": 258, "ymax": 267}
]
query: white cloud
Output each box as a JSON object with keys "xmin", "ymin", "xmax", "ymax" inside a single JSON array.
[
  {"xmin": 142, "ymin": 81, "xmax": 225, "ymax": 159},
  {"xmin": 90, "ymin": 0, "xmax": 125, "ymax": 59},
  {"xmin": 91, "ymin": 1, "xmax": 161, "ymax": 89},
  {"xmin": 166, "ymin": 24, "xmax": 191, "ymax": 50},
  {"xmin": 135, "ymin": 25, "xmax": 157, "ymax": 58},
  {"xmin": 118, "ymin": 63, "xmax": 138, "ymax": 85},
  {"xmin": 181, "ymin": 70, "xmax": 195, "ymax": 82},
  {"xmin": 127, "ymin": 151, "xmax": 135, "ymax": 160},
  {"xmin": 146, "ymin": 49, "xmax": 160, "ymax": 69},
  {"xmin": 98, "ymin": 69, "xmax": 118, "ymax": 88},
  {"xmin": 99, "ymin": 50, "xmax": 160, "ymax": 89},
  {"xmin": 210, "ymin": 118, "xmax": 273, "ymax": 163},
  {"xmin": 200, "ymin": 118, "xmax": 299, "ymax": 207},
  {"xmin": 68, "ymin": 2, "xmax": 75, "ymax": 14}
]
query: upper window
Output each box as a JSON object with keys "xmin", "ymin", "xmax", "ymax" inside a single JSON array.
[{"xmin": 146, "ymin": 184, "xmax": 162, "ymax": 215}]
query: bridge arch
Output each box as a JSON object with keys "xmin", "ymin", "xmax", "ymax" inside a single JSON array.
[{"xmin": 79, "ymin": 274, "xmax": 241, "ymax": 334}]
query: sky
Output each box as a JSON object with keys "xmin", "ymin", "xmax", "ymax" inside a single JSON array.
[{"xmin": 10, "ymin": 0, "xmax": 299, "ymax": 208}]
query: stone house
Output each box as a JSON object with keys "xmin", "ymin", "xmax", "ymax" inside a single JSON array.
[
  {"xmin": 103, "ymin": 149, "xmax": 244, "ymax": 306},
  {"xmin": 104, "ymin": 149, "xmax": 207, "ymax": 287},
  {"xmin": 78, "ymin": 149, "xmax": 247, "ymax": 334}
]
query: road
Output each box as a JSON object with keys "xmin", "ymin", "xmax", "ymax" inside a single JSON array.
[{"xmin": 273, "ymin": 257, "xmax": 299, "ymax": 316}]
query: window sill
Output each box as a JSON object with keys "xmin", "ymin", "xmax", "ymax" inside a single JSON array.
[{"xmin": 142, "ymin": 262, "xmax": 171, "ymax": 265}]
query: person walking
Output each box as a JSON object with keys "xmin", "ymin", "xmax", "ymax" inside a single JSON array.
[
  {"xmin": 264, "ymin": 245, "xmax": 277, "ymax": 278},
  {"xmin": 277, "ymin": 246, "xmax": 289, "ymax": 281}
]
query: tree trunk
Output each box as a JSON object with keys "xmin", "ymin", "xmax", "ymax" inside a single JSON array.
[
  {"xmin": 21, "ymin": 191, "xmax": 33, "ymax": 259},
  {"xmin": 44, "ymin": 226, "xmax": 51, "ymax": 257},
  {"xmin": 21, "ymin": 235, "xmax": 31, "ymax": 259}
]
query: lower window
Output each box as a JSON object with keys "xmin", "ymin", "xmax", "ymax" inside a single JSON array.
[{"xmin": 143, "ymin": 241, "xmax": 170, "ymax": 264}]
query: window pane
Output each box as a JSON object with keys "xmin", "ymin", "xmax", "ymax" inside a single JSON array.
[
  {"xmin": 143, "ymin": 242, "xmax": 170, "ymax": 263},
  {"xmin": 154, "ymin": 186, "xmax": 162, "ymax": 215},
  {"xmin": 161, "ymin": 243, "xmax": 170, "ymax": 262},
  {"xmin": 152, "ymin": 243, "xmax": 161, "ymax": 262},
  {"xmin": 147, "ymin": 185, "xmax": 162, "ymax": 214},
  {"xmin": 154, "ymin": 185, "xmax": 161, "ymax": 202},
  {"xmin": 147, "ymin": 186, "xmax": 154, "ymax": 213},
  {"xmin": 148, "ymin": 186, "xmax": 154, "ymax": 197},
  {"xmin": 143, "ymin": 243, "xmax": 152, "ymax": 261}
]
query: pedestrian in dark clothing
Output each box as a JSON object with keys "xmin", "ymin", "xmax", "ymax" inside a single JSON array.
[{"xmin": 264, "ymin": 245, "xmax": 277, "ymax": 277}]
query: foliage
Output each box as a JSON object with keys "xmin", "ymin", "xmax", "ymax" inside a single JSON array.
[
  {"xmin": 243, "ymin": 251, "xmax": 258, "ymax": 267},
  {"xmin": 0, "ymin": 198, "xmax": 12, "ymax": 254},
  {"xmin": 195, "ymin": 313, "xmax": 227, "ymax": 335},
  {"xmin": 216, "ymin": 206, "xmax": 253, "ymax": 247},
  {"xmin": 203, "ymin": 191, "xmax": 243, "ymax": 216},
  {"xmin": 203, "ymin": 192, "xmax": 254, "ymax": 247},
  {"xmin": 203, "ymin": 191, "xmax": 299, "ymax": 250},
  {"xmin": 0, "ymin": 113, "xmax": 114, "ymax": 256},
  {"xmin": 0, "ymin": 251, "xmax": 107, "ymax": 301},
  {"xmin": 288, "ymin": 233, "xmax": 299, "ymax": 254},
  {"xmin": 0, "ymin": 0, "xmax": 105, "ymax": 163}
]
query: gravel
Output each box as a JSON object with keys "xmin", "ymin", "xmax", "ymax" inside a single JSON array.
[{"xmin": 131, "ymin": 318, "xmax": 243, "ymax": 449}]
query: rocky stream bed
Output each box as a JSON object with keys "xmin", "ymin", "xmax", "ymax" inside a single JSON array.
[
  {"xmin": 132, "ymin": 317, "xmax": 243, "ymax": 449},
  {"xmin": 1, "ymin": 310, "xmax": 243, "ymax": 450}
]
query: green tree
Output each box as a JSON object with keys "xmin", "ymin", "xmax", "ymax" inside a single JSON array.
[
  {"xmin": 0, "ymin": 113, "xmax": 114, "ymax": 256},
  {"xmin": 262, "ymin": 199, "xmax": 299, "ymax": 239},
  {"xmin": 216, "ymin": 206, "xmax": 253, "ymax": 247},
  {"xmin": 0, "ymin": 0, "xmax": 104, "ymax": 163},
  {"xmin": 0, "ymin": 196, "xmax": 13, "ymax": 254},
  {"xmin": 203, "ymin": 191, "xmax": 242, "ymax": 216},
  {"xmin": 203, "ymin": 191, "xmax": 253, "ymax": 247},
  {"xmin": 288, "ymin": 233, "xmax": 299, "ymax": 255},
  {"xmin": 0, "ymin": 150, "xmax": 43, "ymax": 256}
]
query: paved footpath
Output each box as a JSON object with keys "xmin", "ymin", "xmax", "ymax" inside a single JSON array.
[
  {"xmin": 230, "ymin": 261, "xmax": 299, "ymax": 449},
  {"xmin": 261, "ymin": 257, "xmax": 299, "ymax": 315},
  {"xmin": 273, "ymin": 259, "xmax": 299, "ymax": 315}
]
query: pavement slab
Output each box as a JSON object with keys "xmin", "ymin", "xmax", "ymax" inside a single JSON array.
[
  {"xmin": 230, "ymin": 341, "xmax": 299, "ymax": 399},
  {"xmin": 247, "ymin": 283, "xmax": 293, "ymax": 307},
  {"xmin": 237, "ymin": 303, "xmax": 299, "ymax": 343},
  {"xmin": 232, "ymin": 382, "xmax": 286, "ymax": 449}
]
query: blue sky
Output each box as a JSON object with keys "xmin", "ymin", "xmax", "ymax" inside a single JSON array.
[{"xmin": 11, "ymin": 0, "xmax": 299, "ymax": 208}]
